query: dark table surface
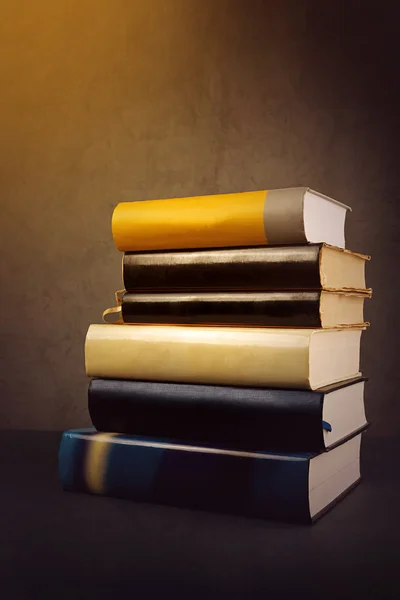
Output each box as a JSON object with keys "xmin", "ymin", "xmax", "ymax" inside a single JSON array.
[{"xmin": 1, "ymin": 430, "xmax": 399, "ymax": 599}]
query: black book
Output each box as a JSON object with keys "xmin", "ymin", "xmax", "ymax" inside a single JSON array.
[
  {"xmin": 122, "ymin": 244, "xmax": 371, "ymax": 293},
  {"xmin": 117, "ymin": 290, "xmax": 367, "ymax": 328},
  {"xmin": 88, "ymin": 378, "xmax": 367, "ymax": 454}
]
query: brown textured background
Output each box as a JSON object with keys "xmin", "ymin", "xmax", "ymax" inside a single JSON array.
[{"xmin": 0, "ymin": 1, "xmax": 399, "ymax": 433}]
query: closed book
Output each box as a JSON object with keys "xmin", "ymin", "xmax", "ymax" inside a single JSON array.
[
  {"xmin": 89, "ymin": 378, "xmax": 368, "ymax": 453},
  {"xmin": 84, "ymin": 324, "xmax": 364, "ymax": 390},
  {"xmin": 112, "ymin": 187, "xmax": 350, "ymax": 251},
  {"xmin": 112, "ymin": 290, "xmax": 368, "ymax": 328},
  {"xmin": 122, "ymin": 244, "xmax": 371, "ymax": 294},
  {"xmin": 58, "ymin": 428, "xmax": 363, "ymax": 524}
]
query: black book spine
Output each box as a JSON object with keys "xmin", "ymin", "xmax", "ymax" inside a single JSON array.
[
  {"xmin": 123, "ymin": 245, "xmax": 322, "ymax": 292},
  {"xmin": 121, "ymin": 291, "xmax": 322, "ymax": 326},
  {"xmin": 88, "ymin": 379, "xmax": 325, "ymax": 453}
]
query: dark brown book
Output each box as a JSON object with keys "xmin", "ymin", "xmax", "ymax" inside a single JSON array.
[
  {"xmin": 115, "ymin": 290, "xmax": 368, "ymax": 328},
  {"xmin": 123, "ymin": 244, "xmax": 371, "ymax": 294}
]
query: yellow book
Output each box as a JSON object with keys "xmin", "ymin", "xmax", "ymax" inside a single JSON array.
[
  {"xmin": 112, "ymin": 187, "xmax": 351, "ymax": 252},
  {"xmin": 85, "ymin": 324, "xmax": 363, "ymax": 390}
]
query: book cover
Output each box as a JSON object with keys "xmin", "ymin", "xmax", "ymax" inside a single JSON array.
[
  {"xmin": 122, "ymin": 244, "xmax": 371, "ymax": 294},
  {"xmin": 59, "ymin": 428, "xmax": 362, "ymax": 524},
  {"xmin": 84, "ymin": 324, "xmax": 364, "ymax": 390},
  {"xmin": 112, "ymin": 187, "xmax": 350, "ymax": 251},
  {"xmin": 88, "ymin": 377, "xmax": 368, "ymax": 453},
  {"xmin": 108, "ymin": 290, "xmax": 368, "ymax": 328}
]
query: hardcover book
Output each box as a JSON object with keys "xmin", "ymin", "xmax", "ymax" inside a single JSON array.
[
  {"xmin": 84, "ymin": 324, "xmax": 364, "ymax": 390},
  {"xmin": 107, "ymin": 290, "xmax": 368, "ymax": 328},
  {"xmin": 112, "ymin": 187, "xmax": 350, "ymax": 251},
  {"xmin": 58, "ymin": 428, "xmax": 363, "ymax": 524},
  {"xmin": 122, "ymin": 244, "xmax": 371, "ymax": 294},
  {"xmin": 88, "ymin": 377, "xmax": 368, "ymax": 453}
]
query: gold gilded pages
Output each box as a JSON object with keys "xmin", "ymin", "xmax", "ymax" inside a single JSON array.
[
  {"xmin": 85, "ymin": 324, "xmax": 364, "ymax": 390},
  {"xmin": 112, "ymin": 188, "xmax": 351, "ymax": 252}
]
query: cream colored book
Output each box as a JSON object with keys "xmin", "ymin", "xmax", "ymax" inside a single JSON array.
[{"xmin": 85, "ymin": 324, "xmax": 364, "ymax": 390}]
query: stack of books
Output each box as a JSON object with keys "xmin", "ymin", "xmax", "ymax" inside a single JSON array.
[{"xmin": 59, "ymin": 187, "xmax": 372, "ymax": 523}]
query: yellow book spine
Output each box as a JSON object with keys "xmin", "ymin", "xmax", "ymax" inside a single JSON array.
[
  {"xmin": 112, "ymin": 191, "xmax": 268, "ymax": 251},
  {"xmin": 84, "ymin": 433, "xmax": 118, "ymax": 494},
  {"xmin": 85, "ymin": 324, "xmax": 312, "ymax": 389}
]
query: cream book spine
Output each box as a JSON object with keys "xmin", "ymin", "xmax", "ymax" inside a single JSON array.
[{"xmin": 84, "ymin": 324, "xmax": 363, "ymax": 390}]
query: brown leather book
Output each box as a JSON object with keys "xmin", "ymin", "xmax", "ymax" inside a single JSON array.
[
  {"xmin": 123, "ymin": 244, "xmax": 371, "ymax": 294},
  {"xmin": 117, "ymin": 290, "xmax": 368, "ymax": 328}
]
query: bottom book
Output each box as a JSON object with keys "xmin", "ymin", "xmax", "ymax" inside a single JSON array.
[{"xmin": 58, "ymin": 428, "xmax": 363, "ymax": 524}]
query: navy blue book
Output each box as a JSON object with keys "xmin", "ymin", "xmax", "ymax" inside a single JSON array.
[
  {"xmin": 58, "ymin": 428, "xmax": 363, "ymax": 524},
  {"xmin": 88, "ymin": 377, "xmax": 367, "ymax": 454}
]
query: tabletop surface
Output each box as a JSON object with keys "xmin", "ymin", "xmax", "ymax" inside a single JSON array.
[{"xmin": 1, "ymin": 430, "xmax": 399, "ymax": 600}]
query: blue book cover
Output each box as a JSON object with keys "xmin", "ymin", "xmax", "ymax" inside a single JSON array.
[{"xmin": 58, "ymin": 428, "xmax": 362, "ymax": 524}]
